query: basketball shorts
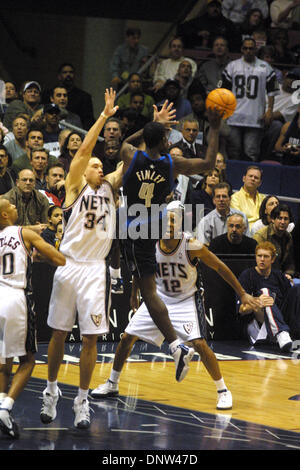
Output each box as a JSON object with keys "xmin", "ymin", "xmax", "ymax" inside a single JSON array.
[
  {"xmin": 0, "ymin": 286, "xmax": 37, "ymax": 363},
  {"xmin": 125, "ymin": 291, "xmax": 205, "ymax": 347},
  {"xmin": 121, "ymin": 237, "xmax": 157, "ymax": 278},
  {"xmin": 48, "ymin": 259, "xmax": 111, "ymax": 335}
]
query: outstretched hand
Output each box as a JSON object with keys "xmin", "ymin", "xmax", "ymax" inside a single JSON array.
[
  {"xmin": 153, "ymin": 100, "xmax": 178, "ymax": 128},
  {"xmin": 102, "ymin": 88, "xmax": 119, "ymax": 118},
  {"xmin": 240, "ymin": 292, "xmax": 261, "ymax": 312}
]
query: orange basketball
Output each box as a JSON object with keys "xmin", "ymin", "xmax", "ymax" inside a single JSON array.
[{"xmin": 205, "ymin": 88, "xmax": 237, "ymax": 119}]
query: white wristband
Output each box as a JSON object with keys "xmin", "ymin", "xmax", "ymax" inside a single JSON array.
[{"xmin": 101, "ymin": 112, "xmax": 108, "ymax": 119}]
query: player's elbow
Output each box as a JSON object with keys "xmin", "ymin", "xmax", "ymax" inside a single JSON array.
[{"xmin": 54, "ymin": 253, "xmax": 66, "ymax": 266}]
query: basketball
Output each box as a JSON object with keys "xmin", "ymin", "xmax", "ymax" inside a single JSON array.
[{"xmin": 205, "ymin": 88, "xmax": 237, "ymax": 119}]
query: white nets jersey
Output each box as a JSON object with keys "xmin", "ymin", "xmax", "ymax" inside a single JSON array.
[
  {"xmin": 156, "ymin": 233, "xmax": 201, "ymax": 302},
  {"xmin": 60, "ymin": 182, "xmax": 116, "ymax": 262},
  {"xmin": 0, "ymin": 226, "xmax": 31, "ymax": 289},
  {"xmin": 222, "ymin": 57, "xmax": 279, "ymax": 128}
]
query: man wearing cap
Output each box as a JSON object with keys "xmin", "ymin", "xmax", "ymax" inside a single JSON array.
[
  {"xmin": 42, "ymin": 104, "xmax": 62, "ymax": 158},
  {"xmin": 4, "ymin": 81, "xmax": 43, "ymax": 132},
  {"xmin": 156, "ymin": 79, "xmax": 192, "ymax": 121}
]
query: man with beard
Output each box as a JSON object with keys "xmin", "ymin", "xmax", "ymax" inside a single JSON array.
[
  {"xmin": 209, "ymin": 213, "xmax": 257, "ymax": 255},
  {"xmin": 40, "ymin": 162, "xmax": 66, "ymax": 207}
]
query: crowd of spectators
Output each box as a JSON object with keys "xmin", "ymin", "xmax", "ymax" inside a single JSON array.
[{"xmin": 1, "ymin": 1, "xmax": 300, "ymax": 348}]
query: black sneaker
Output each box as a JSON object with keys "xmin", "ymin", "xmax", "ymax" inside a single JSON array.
[
  {"xmin": 0, "ymin": 408, "xmax": 20, "ymax": 439},
  {"xmin": 111, "ymin": 277, "xmax": 124, "ymax": 294}
]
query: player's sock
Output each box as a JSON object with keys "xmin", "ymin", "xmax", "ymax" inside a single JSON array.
[
  {"xmin": 109, "ymin": 369, "xmax": 121, "ymax": 384},
  {"xmin": 169, "ymin": 339, "xmax": 181, "ymax": 354},
  {"xmin": 110, "ymin": 267, "xmax": 121, "ymax": 278},
  {"xmin": 46, "ymin": 380, "xmax": 59, "ymax": 395},
  {"xmin": 77, "ymin": 388, "xmax": 89, "ymax": 402},
  {"xmin": 214, "ymin": 378, "xmax": 227, "ymax": 392}
]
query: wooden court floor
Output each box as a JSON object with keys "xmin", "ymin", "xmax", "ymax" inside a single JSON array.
[{"xmin": 2, "ymin": 339, "xmax": 300, "ymax": 452}]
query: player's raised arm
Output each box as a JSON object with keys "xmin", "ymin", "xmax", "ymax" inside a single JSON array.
[
  {"xmin": 66, "ymin": 88, "xmax": 119, "ymax": 190},
  {"xmin": 172, "ymin": 107, "xmax": 222, "ymax": 177},
  {"xmin": 22, "ymin": 228, "xmax": 66, "ymax": 266},
  {"xmin": 187, "ymin": 237, "xmax": 260, "ymax": 310}
]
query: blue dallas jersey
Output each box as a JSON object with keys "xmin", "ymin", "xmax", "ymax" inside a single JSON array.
[{"xmin": 121, "ymin": 150, "xmax": 175, "ymax": 237}]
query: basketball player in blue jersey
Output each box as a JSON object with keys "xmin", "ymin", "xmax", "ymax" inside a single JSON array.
[
  {"xmin": 91, "ymin": 201, "xmax": 259, "ymax": 409},
  {"xmin": 0, "ymin": 199, "xmax": 66, "ymax": 439},
  {"xmin": 118, "ymin": 101, "xmax": 227, "ymax": 382},
  {"xmin": 40, "ymin": 89, "xmax": 123, "ymax": 430}
]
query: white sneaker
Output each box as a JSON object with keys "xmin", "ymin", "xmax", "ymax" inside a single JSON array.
[
  {"xmin": 277, "ymin": 331, "xmax": 292, "ymax": 352},
  {"xmin": 40, "ymin": 388, "xmax": 61, "ymax": 424},
  {"xmin": 73, "ymin": 397, "xmax": 90, "ymax": 429},
  {"xmin": 216, "ymin": 390, "xmax": 232, "ymax": 410},
  {"xmin": 0, "ymin": 408, "xmax": 19, "ymax": 439},
  {"xmin": 90, "ymin": 380, "xmax": 119, "ymax": 399},
  {"xmin": 172, "ymin": 344, "xmax": 195, "ymax": 382}
]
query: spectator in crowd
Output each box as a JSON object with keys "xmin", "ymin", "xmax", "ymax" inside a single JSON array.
[
  {"xmin": 110, "ymin": 28, "xmax": 149, "ymax": 91},
  {"xmin": 116, "ymin": 73, "xmax": 155, "ymax": 121},
  {"xmin": 11, "ymin": 127, "xmax": 57, "ymax": 179},
  {"xmin": 41, "ymin": 205, "xmax": 63, "ymax": 247},
  {"xmin": 40, "ymin": 162, "xmax": 66, "ymax": 207},
  {"xmin": 93, "ymin": 117, "xmax": 123, "ymax": 166},
  {"xmin": 5, "ymin": 82, "xmax": 18, "ymax": 104},
  {"xmin": 260, "ymin": 69, "xmax": 300, "ymax": 160},
  {"xmin": 215, "ymin": 152, "xmax": 227, "ymax": 182},
  {"xmin": 197, "ymin": 36, "xmax": 230, "ymax": 93},
  {"xmin": 41, "ymin": 104, "xmax": 62, "ymax": 158},
  {"xmin": 0, "ymin": 144, "xmax": 14, "ymax": 195},
  {"xmin": 56, "ymin": 62, "xmax": 95, "ymax": 130},
  {"xmin": 274, "ymin": 105, "xmax": 300, "ymax": 165},
  {"xmin": 251, "ymin": 194, "xmax": 295, "ymax": 236},
  {"xmin": 3, "ymin": 114, "xmax": 30, "ymax": 162},
  {"xmin": 30, "ymin": 147, "xmax": 49, "ymax": 190},
  {"xmin": 230, "ymin": 165, "xmax": 265, "ymax": 229},
  {"xmin": 55, "ymin": 221, "xmax": 63, "ymax": 249},
  {"xmin": 257, "ymin": 45, "xmax": 283, "ymax": 84},
  {"xmin": 177, "ymin": 0, "xmax": 241, "ymax": 52},
  {"xmin": 100, "ymin": 139, "xmax": 122, "ymax": 176},
  {"xmin": 253, "ymin": 204, "xmax": 296, "ymax": 279},
  {"xmin": 191, "ymin": 168, "xmax": 221, "ymax": 228},
  {"xmin": 196, "ymin": 182, "xmax": 249, "ymax": 245},
  {"xmin": 3, "ymin": 81, "xmax": 43, "ymax": 131},
  {"xmin": 175, "ymin": 118, "xmax": 206, "ymax": 159},
  {"xmin": 50, "ymin": 85, "xmax": 82, "ymax": 129},
  {"xmin": 221, "ymin": 37, "xmax": 280, "ymax": 162},
  {"xmin": 238, "ymin": 241, "xmax": 297, "ymax": 351},
  {"xmin": 152, "ymin": 36, "xmax": 197, "ymax": 94},
  {"xmin": 268, "ymin": 28, "xmax": 297, "ymax": 65},
  {"xmin": 239, "ymin": 8, "xmax": 267, "ymax": 36},
  {"xmin": 1, "ymin": 168, "xmax": 49, "ymax": 233},
  {"xmin": 168, "ymin": 145, "xmax": 193, "ymax": 204},
  {"xmin": 58, "ymin": 131, "xmax": 83, "ymax": 173},
  {"xmin": 177, "ymin": 84, "xmax": 208, "ymax": 143},
  {"xmin": 222, "ymin": 2, "xmax": 269, "ymax": 26},
  {"xmin": 156, "ymin": 79, "xmax": 192, "ymax": 121},
  {"xmin": 128, "ymin": 92, "xmax": 150, "ymax": 127},
  {"xmin": 209, "ymin": 213, "xmax": 257, "ymax": 255},
  {"xmin": 270, "ymin": 0, "xmax": 300, "ymax": 30},
  {"xmin": 174, "ymin": 59, "xmax": 194, "ymax": 99}
]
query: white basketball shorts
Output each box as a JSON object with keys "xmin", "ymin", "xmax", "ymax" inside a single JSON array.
[
  {"xmin": 0, "ymin": 286, "xmax": 29, "ymax": 363},
  {"xmin": 125, "ymin": 293, "xmax": 204, "ymax": 347},
  {"xmin": 48, "ymin": 259, "xmax": 111, "ymax": 335}
]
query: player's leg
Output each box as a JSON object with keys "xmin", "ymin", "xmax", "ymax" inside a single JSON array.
[
  {"xmin": 0, "ymin": 359, "xmax": 13, "ymax": 404},
  {"xmin": 73, "ymin": 334, "xmax": 98, "ymax": 429},
  {"xmin": 40, "ymin": 329, "xmax": 68, "ymax": 424},
  {"xmin": 0, "ymin": 353, "xmax": 35, "ymax": 439},
  {"xmin": 91, "ymin": 332, "xmax": 138, "ymax": 399},
  {"xmin": 192, "ymin": 338, "xmax": 232, "ymax": 410}
]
